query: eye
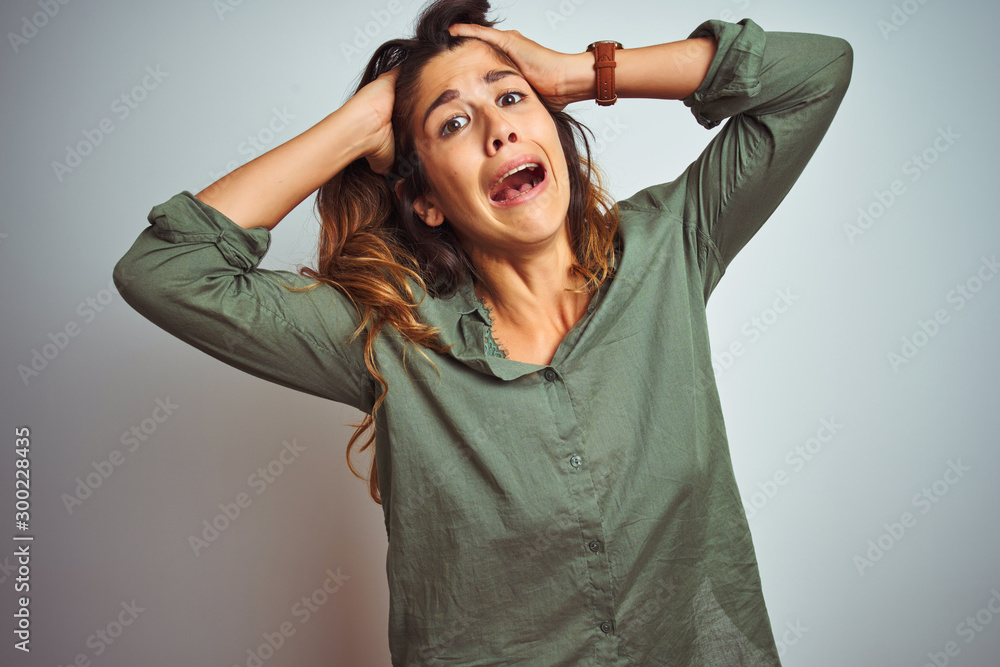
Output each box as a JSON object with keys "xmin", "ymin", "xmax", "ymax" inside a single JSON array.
[
  {"xmin": 441, "ymin": 116, "xmax": 469, "ymax": 137},
  {"xmin": 441, "ymin": 90, "xmax": 527, "ymax": 137},
  {"xmin": 498, "ymin": 89, "xmax": 527, "ymax": 106}
]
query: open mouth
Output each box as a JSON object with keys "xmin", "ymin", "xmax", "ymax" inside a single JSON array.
[{"xmin": 489, "ymin": 163, "xmax": 547, "ymax": 205}]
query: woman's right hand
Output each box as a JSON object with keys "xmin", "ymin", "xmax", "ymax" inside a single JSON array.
[{"xmin": 350, "ymin": 66, "xmax": 401, "ymax": 176}]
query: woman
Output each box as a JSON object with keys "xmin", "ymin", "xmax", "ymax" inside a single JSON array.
[{"xmin": 114, "ymin": 0, "xmax": 852, "ymax": 663}]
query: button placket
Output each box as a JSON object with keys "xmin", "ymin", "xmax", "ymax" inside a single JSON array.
[{"xmin": 541, "ymin": 361, "xmax": 617, "ymax": 658}]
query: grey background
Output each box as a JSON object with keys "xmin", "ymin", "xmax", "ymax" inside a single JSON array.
[{"xmin": 2, "ymin": 0, "xmax": 998, "ymax": 665}]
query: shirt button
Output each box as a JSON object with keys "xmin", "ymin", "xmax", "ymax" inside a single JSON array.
[
  {"xmin": 588, "ymin": 540, "xmax": 602, "ymax": 552},
  {"xmin": 543, "ymin": 368, "xmax": 557, "ymax": 382},
  {"xmin": 569, "ymin": 455, "xmax": 582, "ymax": 468},
  {"xmin": 600, "ymin": 620, "xmax": 614, "ymax": 634}
]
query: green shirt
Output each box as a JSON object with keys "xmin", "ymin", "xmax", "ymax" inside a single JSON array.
[{"xmin": 114, "ymin": 18, "xmax": 851, "ymax": 666}]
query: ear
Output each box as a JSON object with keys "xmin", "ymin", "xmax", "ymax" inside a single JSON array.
[
  {"xmin": 409, "ymin": 192, "xmax": 446, "ymax": 228},
  {"xmin": 393, "ymin": 178, "xmax": 446, "ymax": 227}
]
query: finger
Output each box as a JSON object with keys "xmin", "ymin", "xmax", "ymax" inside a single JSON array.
[
  {"xmin": 448, "ymin": 23, "xmax": 508, "ymax": 48},
  {"xmin": 368, "ymin": 152, "xmax": 393, "ymax": 176},
  {"xmin": 447, "ymin": 23, "xmax": 480, "ymax": 38}
]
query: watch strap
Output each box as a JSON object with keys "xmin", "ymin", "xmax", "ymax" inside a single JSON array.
[{"xmin": 587, "ymin": 40, "xmax": 622, "ymax": 106}]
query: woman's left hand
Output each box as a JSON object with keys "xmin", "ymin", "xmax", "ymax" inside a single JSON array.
[{"xmin": 447, "ymin": 23, "xmax": 581, "ymax": 111}]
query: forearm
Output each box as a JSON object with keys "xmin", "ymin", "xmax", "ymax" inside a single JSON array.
[
  {"xmin": 195, "ymin": 101, "xmax": 375, "ymax": 231},
  {"xmin": 561, "ymin": 37, "xmax": 716, "ymax": 104}
]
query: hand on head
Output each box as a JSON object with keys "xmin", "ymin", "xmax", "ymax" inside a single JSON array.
[
  {"xmin": 355, "ymin": 66, "xmax": 401, "ymax": 176},
  {"xmin": 447, "ymin": 23, "xmax": 577, "ymax": 111}
]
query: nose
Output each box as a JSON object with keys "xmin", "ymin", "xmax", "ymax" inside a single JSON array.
[
  {"xmin": 492, "ymin": 134, "xmax": 515, "ymax": 152},
  {"xmin": 484, "ymin": 108, "xmax": 517, "ymax": 155}
]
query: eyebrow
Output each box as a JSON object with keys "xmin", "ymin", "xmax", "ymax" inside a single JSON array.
[{"xmin": 422, "ymin": 69, "xmax": 522, "ymax": 131}]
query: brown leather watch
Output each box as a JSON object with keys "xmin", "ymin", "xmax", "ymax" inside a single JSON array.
[{"xmin": 586, "ymin": 40, "xmax": 623, "ymax": 106}]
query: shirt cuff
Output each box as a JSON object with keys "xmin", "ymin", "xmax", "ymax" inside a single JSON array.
[
  {"xmin": 681, "ymin": 18, "xmax": 766, "ymax": 129},
  {"xmin": 146, "ymin": 190, "xmax": 271, "ymax": 272}
]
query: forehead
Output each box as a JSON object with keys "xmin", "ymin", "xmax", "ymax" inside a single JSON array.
[
  {"xmin": 416, "ymin": 40, "xmax": 522, "ymax": 131},
  {"xmin": 420, "ymin": 38, "xmax": 515, "ymax": 88}
]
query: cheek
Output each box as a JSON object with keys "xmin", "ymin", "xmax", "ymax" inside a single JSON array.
[
  {"xmin": 548, "ymin": 141, "xmax": 571, "ymax": 188},
  {"xmin": 533, "ymin": 120, "xmax": 566, "ymax": 173},
  {"xmin": 431, "ymin": 155, "xmax": 481, "ymax": 205}
]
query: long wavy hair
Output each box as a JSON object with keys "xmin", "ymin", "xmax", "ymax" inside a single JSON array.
[{"xmin": 289, "ymin": 0, "xmax": 620, "ymax": 504}]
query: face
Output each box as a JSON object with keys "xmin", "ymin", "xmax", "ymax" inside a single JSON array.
[{"xmin": 406, "ymin": 40, "xmax": 571, "ymax": 261}]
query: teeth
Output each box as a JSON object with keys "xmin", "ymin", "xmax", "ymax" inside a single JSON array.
[
  {"xmin": 496, "ymin": 162, "xmax": 539, "ymax": 184},
  {"xmin": 491, "ymin": 163, "xmax": 546, "ymax": 202}
]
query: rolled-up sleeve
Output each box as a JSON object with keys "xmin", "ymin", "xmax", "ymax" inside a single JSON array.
[
  {"xmin": 622, "ymin": 18, "xmax": 853, "ymax": 302},
  {"xmin": 112, "ymin": 190, "xmax": 375, "ymax": 412},
  {"xmin": 686, "ymin": 18, "xmax": 853, "ymax": 298}
]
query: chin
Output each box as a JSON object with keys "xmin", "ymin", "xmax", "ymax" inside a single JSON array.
[{"xmin": 502, "ymin": 210, "xmax": 571, "ymax": 249}]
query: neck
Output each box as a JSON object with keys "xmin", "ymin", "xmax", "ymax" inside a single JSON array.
[{"xmin": 469, "ymin": 225, "xmax": 591, "ymax": 357}]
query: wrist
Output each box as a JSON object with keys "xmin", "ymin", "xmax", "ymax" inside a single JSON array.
[
  {"xmin": 335, "ymin": 99, "xmax": 383, "ymax": 160},
  {"xmin": 559, "ymin": 52, "xmax": 597, "ymax": 105}
]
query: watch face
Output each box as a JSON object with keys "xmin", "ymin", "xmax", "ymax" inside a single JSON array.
[{"xmin": 589, "ymin": 40, "xmax": 623, "ymax": 49}]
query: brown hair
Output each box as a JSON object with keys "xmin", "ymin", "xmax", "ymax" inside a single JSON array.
[{"xmin": 290, "ymin": 0, "xmax": 620, "ymax": 504}]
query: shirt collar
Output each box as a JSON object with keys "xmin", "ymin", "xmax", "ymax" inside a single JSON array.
[
  {"xmin": 414, "ymin": 275, "xmax": 548, "ymax": 381},
  {"xmin": 411, "ymin": 258, "xmax": 617, "ymax": 381}
]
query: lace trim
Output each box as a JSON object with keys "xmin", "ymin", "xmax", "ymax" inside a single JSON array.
[{"xmin": 477, "ymin": 296, "xmax": 509, "ymax": 359}]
